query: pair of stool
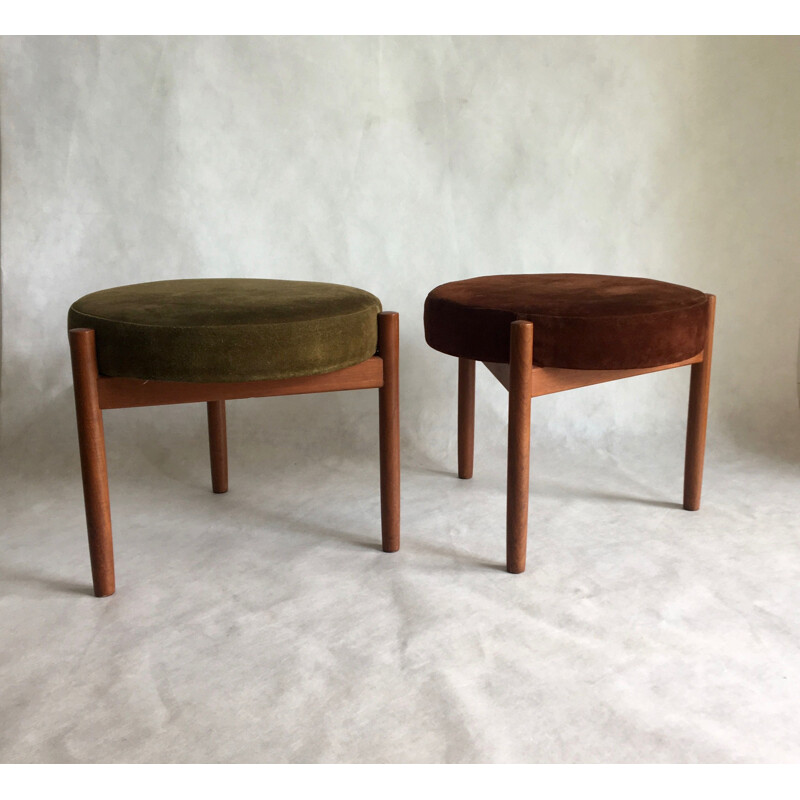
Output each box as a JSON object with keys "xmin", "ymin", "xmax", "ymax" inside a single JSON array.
[{"xmin": 68, "ymin": 274, "xmax": 714, "ymax": 596}]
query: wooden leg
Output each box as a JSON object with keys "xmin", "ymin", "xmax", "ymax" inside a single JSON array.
[
  {"xmin": 506, "ymin": 320, "xmax": 533, "ymax": 574},
  {"xmin": 69, "ymin": 328, "xmax": 115, "ymax": 597},
  {"xmin": 207, "ymin": 400, "xmax": 228, "ymax": 494},
  {"xmin": 684, "ymin": 294, "xmax": 716, "ymax": 511},
  {"xmin": 458, "ymin": 358, "xmax": 475, "ymax": 479},
  {"xmin": 378, "ymin": 312, "xmax": 400, "ymax": 552}
]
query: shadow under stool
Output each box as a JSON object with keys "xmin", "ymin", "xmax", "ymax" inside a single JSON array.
[
  {"xmin": 423, "ymin": 273, "xmax": 715, "ymax": 574},
  {"xmin": 68, "ymin": 278, "xmax": 400, "ymax": 597}
]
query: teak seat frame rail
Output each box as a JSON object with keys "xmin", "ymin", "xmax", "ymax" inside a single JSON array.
[
  {"xmin": 456, "ymin": 294, "xmax": 716, "ymax": 574},
  {"xmin": 69, "ymin": 311, "xmax": 400, "ymax": 598}
]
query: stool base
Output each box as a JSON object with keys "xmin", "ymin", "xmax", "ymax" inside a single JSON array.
[
  {"xmin": 457, "ymin": 295, "xmax": 716, "ymax": 573},
  {"xmin": 69, "ymin": 312, "xmax": 400, "ymax": 597}
]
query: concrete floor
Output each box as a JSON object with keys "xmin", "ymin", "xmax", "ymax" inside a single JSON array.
[{"xmin": 2, "ymin": 430, "xmax": 799, "ymax": 762}]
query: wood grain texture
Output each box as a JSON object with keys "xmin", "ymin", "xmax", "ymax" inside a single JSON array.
[
  {"xmin": 506, "ymin": 321, "xmax": 533, "ymax": 574},
  {"xmin": 458, "ymin": 358, "xmax": 476, "ymax": 479},
  {"xmin": 530, "ymin": 355, "xmax": 703, "ymax": 396},
  {"xmin": 684, "ymin": 294, "xmax": 716, "ymax": 511},
  {"xmin": 97, "ymin": 357, "xmax": 384, "ymax": 410},
  {"xmin": 69, "ymin": 328, "xmax": 115, "ymax": 597},
  {"xmin": 207, "ymin": 400, "xmax": 228, "ymax": 494},
  {"xmin": 483, "ymin": 353, "xmax": 703, "ymax": 397},
  {"xmin": 378, "ymin": 312, "xmax": 401, "ymax": 553},
  {"xmin": 377, "ymin": 312, "xmax": 401, "ymax": 553}
]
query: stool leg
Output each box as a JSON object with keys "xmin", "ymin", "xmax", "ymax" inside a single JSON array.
[
  {"xmin": 458, "ymin": 358, "xmax": 475, "ymax": 479},
  {"xmin": 684, "ymin": 294, "xmax": 716, "ymax": 511},
  {"xmin": 507, "ymin": 320, "xmax": 533, "ymax": 574},
  {"xmin": 207, "ymin": 400, "xmax": 228, "ymax": 494},
  {"xmin": 378, "ymin": 312, "xmax": 400, "ymax": 552},
  {"xmin": 69, "ymin": 328, "xmax": 115, "ymax": 597}
]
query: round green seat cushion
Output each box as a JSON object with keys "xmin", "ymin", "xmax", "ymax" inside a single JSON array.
[{"xmin": 68, "ymin": 279, "xmax": 382, "ymax": 382}]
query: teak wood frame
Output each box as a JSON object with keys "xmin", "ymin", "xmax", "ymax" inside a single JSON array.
[
  {"xmin": 456, "ymin": 294, "xmax": 716, "ymax": 574},
  {"xmin": 69, "ymin": 311, "xmax": 401, "ymax": 597}
]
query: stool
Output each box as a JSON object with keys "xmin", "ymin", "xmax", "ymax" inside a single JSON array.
[
  {"xmin": 423, "ymin": 273, "xmax": 715, "ymax": 574},
  {"xmin": 68, "ymin": 278, "xmax": 400, "ymax": 597}
]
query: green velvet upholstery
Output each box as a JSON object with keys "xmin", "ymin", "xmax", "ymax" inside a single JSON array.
[
  {"xmin": 68, "ymin": 279, "xmax": 382, "ymax": 382},
  {"xmin": 424, "ymin": 274, "xmax": 709, "ymax": 370}
]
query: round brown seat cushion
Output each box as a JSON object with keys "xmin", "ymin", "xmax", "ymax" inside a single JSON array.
[
  {"xmin": 424, "ymin": 274, "xmax": 709, "ymax": 370},
  {"xmin": 68, "ymin": 279, "xmax": 382, "ymax": 382}
]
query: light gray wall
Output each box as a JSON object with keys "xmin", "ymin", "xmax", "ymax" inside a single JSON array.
[{"xmin": 1, "ymin": 36, "xmax": 798, "ymax": 464}]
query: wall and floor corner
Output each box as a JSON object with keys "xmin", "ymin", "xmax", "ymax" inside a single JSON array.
[{"xmin": 0, "ymin": 37, "xmax": 799, "ymax": 763}]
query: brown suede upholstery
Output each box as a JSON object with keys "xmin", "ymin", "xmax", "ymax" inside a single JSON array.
[
  {"xmin": 68, "ymin": 279, "xmax": 382, "ymax": 382},
  {"xmin": 424, "ymin": 274, "xmax": 709, "ymax": 370}
]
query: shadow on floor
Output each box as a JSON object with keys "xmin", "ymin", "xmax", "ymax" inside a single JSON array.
[
  {"xmin": 0, "ymin": 565, "xmax": 91, "ymax": 597},
  {"xmin": 405, "ymin": 464, "xmax": 682, "ymax": 510}
]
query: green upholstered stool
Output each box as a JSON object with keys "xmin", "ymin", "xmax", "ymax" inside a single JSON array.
[
  {"xmin": 423, "ymin": 273, "xmax": 715, "ymax": 574},
  {"xmin": 68, "ymin": 279, "xmax": 400, "ymax": 597}
]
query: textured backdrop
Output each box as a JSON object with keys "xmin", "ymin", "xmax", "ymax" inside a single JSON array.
[{"xmin": 1, "ymin": 36, "xmax": 799, "ymax": 460}]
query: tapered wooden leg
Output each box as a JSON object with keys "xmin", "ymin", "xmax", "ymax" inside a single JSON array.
[
  {"xmin": 507, "ymin": 320, "xmax": 534, "ymax": 574},
  {"xmin": 684, "ymin": 294, "xmax": 716, "ymax": 511},
  {"xmin": 207, "ymin": 400, "xmax": 228, "ymax": 494},
  {"xmin": 69, "ymin": 328, "xmax": 115, "ymax": 597},
  {"xmin": 458, "ymin": 358, "xmax": 475, "ymax": 479},
  {"xmin": 378, "ymin": 312, "xmax": 400, "ymax": 552}
]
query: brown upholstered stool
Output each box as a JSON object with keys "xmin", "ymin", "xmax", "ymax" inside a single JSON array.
[
  {"xmin": 69, "ymin": 279, "xmax": 400, "ymax": 597},
  {"xmin": 424, "ymin": 273, "xmax": 715, "ymax": 574}
]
